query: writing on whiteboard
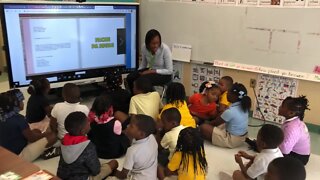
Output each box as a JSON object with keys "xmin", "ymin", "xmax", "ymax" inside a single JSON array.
[
  {"xmin": 172, "ymin": 43, "xmax": 192, "ymax": 62},
  {"xmin": 214, "ymin": 60, "xmax": 320, "ymax": 82}
]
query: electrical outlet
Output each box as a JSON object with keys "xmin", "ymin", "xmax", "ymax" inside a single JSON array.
[{"xmin": 250, "ymin": 79, "xmax": 256, "ymax": 88}]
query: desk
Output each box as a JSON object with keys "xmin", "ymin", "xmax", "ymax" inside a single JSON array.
[{"xmin": 0, "ymin": 146, "xmax": 60, "ymax": 179}]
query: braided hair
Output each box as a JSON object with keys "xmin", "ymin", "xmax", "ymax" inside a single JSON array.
[
  {"xmin": 0, "ymin": 90, "xmax": 20, "ymax": 122},
  {"xmin": 0, "ymin": 93, "xmax": 11, "ymax": 122},
  {"xmin": 283, "ymin": 96, "xmax": 310, "ymax": 120},
  {"xmin": 165, "ymin": 82, "xmax": 186, "ymax": 108},
  {"xmin": 175, "ymin": 127, "xmax": 207, "ymax": 176}
]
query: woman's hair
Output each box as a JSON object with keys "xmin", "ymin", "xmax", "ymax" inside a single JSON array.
[
  {"xmin": 27, "ymin": 78, "xmax": 50, "ymax": 95},
  {"xmin": 282, "ymin": 96, "xmax": 310, "ymax": 120},
  {"xmin": 165, "ymin": 82, "xmax": 186, "ymax": 107},
  {"xmin": 91, "ymin": 95, "xmax": 112, "ymax": 117},
  {"xmin": 134, "ymin": 76, "xmax": 154, "ymax": 93},
  {"xmin": 176, "ymin": 127, "xmax": 207, "ymax": 175},
  {"xmin": 229, "ymin": 83, "xmax": 251, "ymax": 112},
  {"xmin": 145, "ymin": 29, "xmax": 162, "ymax": 51}
]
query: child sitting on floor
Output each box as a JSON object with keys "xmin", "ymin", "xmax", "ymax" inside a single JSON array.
[
  {"xmin": 159, "ymin": 82, "xmax": 196, "ymax": 128},
  {"xmin": 87, "ymin": 95, "xmax": 130, "ymax": 159},
  {"xmin": 51, "ymin": 83, "xmax": 89, "ymax": 140},
  {"xmin": 114, "ymin": 114, "xmax": 158, "ymax": 180},
  {"xmin": 265, "ymin": 157, "xmax": 306, "ymax": 180},
  {"xmin": 200, "ymin": 83, "xmax": 251, "ymax": 148},
  {"xmin": 57, "ymin": 111, "xmax": 118, "ymax": 180},
  {"xmin": 278, "ymin": 96, "xmax": 311, "ymax": 165},
  {"xmin": 218, "ymin": 76, "xmax": 233, "ymax": 112},
  {"xmin": 246, "ymin": 96, "xmax": 311, "ymax": 165},
  {"xmin": 0, "ymin": 89, "xmax": 56, "ymax": 162},
  {"xmin": 102, "ymin": 69, "xmax": 131, "ymax": 113},
  {"xmin": 157, "ymin": 108, "xmax": 185, "ymax": 180},
  {"xmin": 115, "ymin": 77, "xmax": 161, "ymax": 126},
  {"xmin": 233, "ymin": 124, "xmax": 284, "ymax": 180},
  {"xmin": 26, "ymin": 78, "xmax": 52, "ymax": 132},
  {"xmin": 164, "ymin": 127, "xmax": 208, "ymax": 180},
  {"xmin": 189, "ymin": 81, "xmax": 221, "ymax": 123}
]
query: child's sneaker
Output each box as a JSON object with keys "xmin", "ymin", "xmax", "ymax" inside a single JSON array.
[
  {"xmin": 41, "ymin": 147, "xmax": 61, "ymax": 160},
  {"xmin": 245, "ymin": 138, "xmax": 258, "ymax": 152}
]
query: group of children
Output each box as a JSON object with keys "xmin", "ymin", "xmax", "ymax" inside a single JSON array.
[{"xmin": 0, "ymin": 74, "xmax": 310, "ymax": 180}]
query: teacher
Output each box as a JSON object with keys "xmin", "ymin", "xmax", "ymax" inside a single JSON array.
[{"xmin": 126, "ymin": 29, "xmax": 173, "ymax": 94}]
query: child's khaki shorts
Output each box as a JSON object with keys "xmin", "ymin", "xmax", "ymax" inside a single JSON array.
[{"xmin": 212, "ymin": 125, "xmax": 247, "ymax": 148}]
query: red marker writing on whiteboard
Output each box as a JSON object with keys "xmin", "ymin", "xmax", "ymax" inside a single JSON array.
[{"xmin": 314, "ymin": 66, "xmax": 320, "ymax": 74}]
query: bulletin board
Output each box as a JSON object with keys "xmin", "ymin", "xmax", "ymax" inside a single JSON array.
[{"xmin": 252, "ymin": 74, "xmax": 298, "ymax": 124}]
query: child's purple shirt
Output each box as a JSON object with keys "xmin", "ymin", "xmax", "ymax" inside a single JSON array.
[{"xmin": 279, "ymin": 116, "xmax": 311, "ymax": 155}]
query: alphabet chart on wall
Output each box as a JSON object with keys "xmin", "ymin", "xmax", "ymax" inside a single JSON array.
[
  {"xmin": 190, "ymin": 64, "xmax": 222, "ymax": 94},
  {"xmin": 252, "ymin": 74, "xmax": 298, "ymax": 124}
]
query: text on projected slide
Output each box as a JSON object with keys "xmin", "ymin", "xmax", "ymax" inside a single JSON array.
[{"xmin": 20, "ymin": 14, "xmax": 127, "ymax": 76}]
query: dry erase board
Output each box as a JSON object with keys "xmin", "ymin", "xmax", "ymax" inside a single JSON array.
[{"xmin": 140, "ymin": 1, "xmax": 320, "ymax": 82}]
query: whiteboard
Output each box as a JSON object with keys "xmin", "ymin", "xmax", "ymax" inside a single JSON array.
[{"xmin": 140, "ymin": 1, "xmax": 320, "ymax": 80}]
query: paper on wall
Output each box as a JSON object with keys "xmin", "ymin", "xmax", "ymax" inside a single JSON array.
[
  {"xmin": 172, "ymin": 43, "xmax": 192, "ymax": 62},
  {"xmin": 252, "ymin": 74, "xmax": 298, "ymax": 124}
]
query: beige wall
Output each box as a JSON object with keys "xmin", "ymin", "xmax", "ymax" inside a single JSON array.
[
  {"xmin": 0, "ymin": 22, "xmax": 6, "ymax": 71},
  {"xmin": 180, "ymin": 63, "xmax": 320, "ymax": 126}
]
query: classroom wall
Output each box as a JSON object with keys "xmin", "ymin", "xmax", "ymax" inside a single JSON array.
[
  {"xmin": 179, "ymin": 63, "xmax": 320, "ymax": 126},
  {"xmin": 0, "ymin": 22, "xmax": 6, "ymax": 71}
]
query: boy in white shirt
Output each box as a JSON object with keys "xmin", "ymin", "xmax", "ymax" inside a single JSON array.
[
  {"xmin": 51, "ymin": 83, "xmax": 89, "ymax": 140},
  {"xmin": 114, "ymin": 114, "xmax": 158, "ymax": 180},
  {"xmin": 160, "ymin": 108, "xmax": 185, "ymax": 159},
  {"xmin": 233, "ymin": 124, "xmax": 284, "ymax": 180}
]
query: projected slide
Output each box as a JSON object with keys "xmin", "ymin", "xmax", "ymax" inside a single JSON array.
[
  {"xmin": 21, "ymin": 18, "xmax": 80, "ymax": 75},
  {"xmin": 79, "ymin": 17, "xmax": 125, "ymax": 68},
  {"xmin": 20, "ymin": 15, "xmax": 126, "ymax": 76}
]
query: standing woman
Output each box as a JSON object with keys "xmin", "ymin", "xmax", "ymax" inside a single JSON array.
[{"xmin": 126, "ymin": 29, "xmax": 173, "ymax": 94}]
